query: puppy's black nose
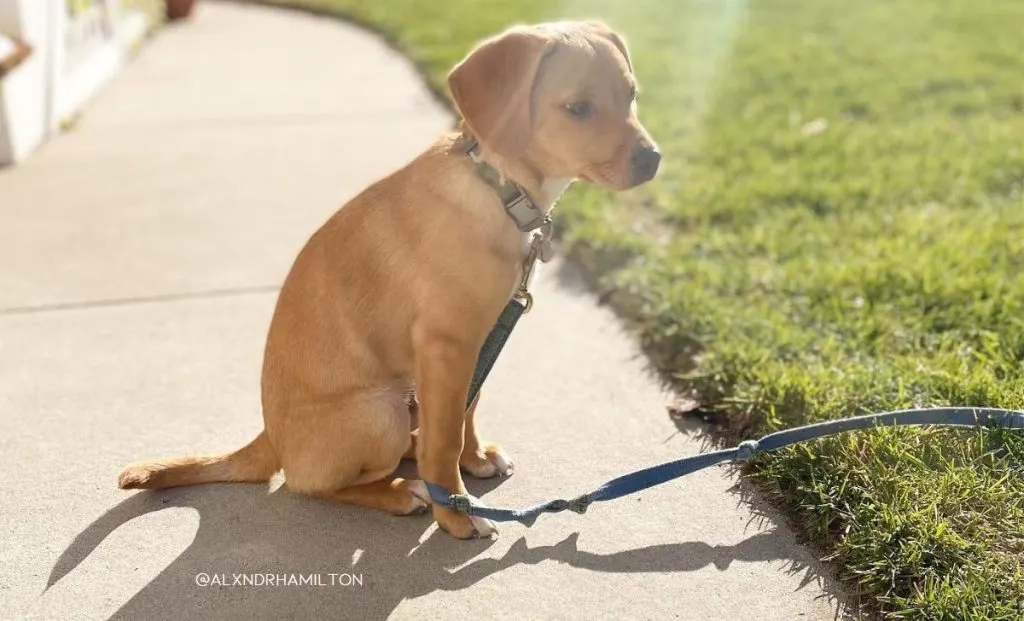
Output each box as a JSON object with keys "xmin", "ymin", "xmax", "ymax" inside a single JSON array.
[{"xmin": 630, "ymin": 146, "xmax": 661, "ymax": 184}]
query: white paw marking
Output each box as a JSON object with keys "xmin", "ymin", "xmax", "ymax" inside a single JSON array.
[
  {"xmin": 469, "ymin": 514, "xmax": 498, "ymax": 538},
  {"xmin": 488, "ymin": 447, "xmax": 514, "ymax": 476},
  {"xmin": 407, "ymin": 479, "xmax": 431, "ymax": 512},
  {"xmin": 462, "ymin": 447, "xmax": 515, "ymax": 478}
]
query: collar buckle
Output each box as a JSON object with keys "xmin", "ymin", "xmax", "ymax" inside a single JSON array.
[
  {"xmin": 504, "ymin": 192, "xmax": 548, "ymax": 233},
  {"xmin": 463, "ymin": 135, "xmax": 548, "ymax": 233}
]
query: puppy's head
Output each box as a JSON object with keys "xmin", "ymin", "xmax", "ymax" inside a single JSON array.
[{"xmin": 448, "ymin": 21, "xmax": 660, "ymax": 191}]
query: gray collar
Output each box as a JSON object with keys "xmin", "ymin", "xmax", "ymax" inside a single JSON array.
[{"xmin": 463, "ymin": 137, "xmax": 549, "ymax": 232}]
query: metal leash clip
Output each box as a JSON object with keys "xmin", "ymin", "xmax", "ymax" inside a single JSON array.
[{"xmin": 514, "ymin": 219, "xmax": 554, "ymax": 313}]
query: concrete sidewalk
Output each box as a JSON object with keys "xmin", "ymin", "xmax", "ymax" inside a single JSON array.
[{"xmin": 0, "ymin": 3, "xmax": 845, "ymax": 619}]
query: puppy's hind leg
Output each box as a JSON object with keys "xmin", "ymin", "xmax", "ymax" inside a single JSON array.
[
  {"xmin": 313, "ymin": 477, "xmax": 431, "ymax": 516},
  {"xmin": 281, "ymin": 392, "xmax": 430, "ymax": 516}
]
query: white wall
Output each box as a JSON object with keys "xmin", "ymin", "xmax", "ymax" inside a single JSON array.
[
  {"xmin": 0, "ymin": 0, "xmax": 151, "ymax": 166},
  {"xmin": 0, "ymin": 0, "xmax": 51, "ymax": 164}
]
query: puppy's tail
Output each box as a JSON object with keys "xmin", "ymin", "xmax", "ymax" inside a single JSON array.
[{"xmin": 118, "ymin": 431, "xmax": 280, "ymax": 490}]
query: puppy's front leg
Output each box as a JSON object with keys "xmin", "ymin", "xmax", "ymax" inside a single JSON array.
[{"xmin": 414, "ymin": 329, "xmax": 497, "ymax": 539}]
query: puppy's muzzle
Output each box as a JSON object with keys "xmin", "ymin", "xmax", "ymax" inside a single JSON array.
[{"xmin": 630, "ymin": 145, "xmax": 661, "ymax": 186}]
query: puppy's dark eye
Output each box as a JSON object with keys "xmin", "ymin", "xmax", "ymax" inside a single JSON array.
[{"xmin": 564, "ymin": 100, "xmax": 593, "ymax": 120}]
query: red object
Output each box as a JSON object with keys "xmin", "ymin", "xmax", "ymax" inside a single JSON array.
[{"xmin": 166, "ymin": 0, "xmax": 196, "ymax": 20}]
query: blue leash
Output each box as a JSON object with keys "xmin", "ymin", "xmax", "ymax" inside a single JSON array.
[{"xmin": 425, "ymin": 407, "xmax": 1024, "ymax": 526}]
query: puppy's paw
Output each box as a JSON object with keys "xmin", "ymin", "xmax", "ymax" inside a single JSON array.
[
  {"xmin": 394, "ymin": 478, "xmax": 432, "ymax": 516},
  {"xmin": 433, "ymin": 505, "xmax": 498, "ymax": 539},
  {"xmin": 460, "ymin": 443, "xmax": 514, "ymax": 479}
]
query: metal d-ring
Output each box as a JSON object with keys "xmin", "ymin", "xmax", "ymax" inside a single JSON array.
[{"xmin": 514, "ymin": 289, "xmax": 534, "ymax": 313}]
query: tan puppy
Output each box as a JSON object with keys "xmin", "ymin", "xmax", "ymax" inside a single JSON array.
[{"xmin": 118, "ymin": 20, "xmax": 659, "ymax": 539}]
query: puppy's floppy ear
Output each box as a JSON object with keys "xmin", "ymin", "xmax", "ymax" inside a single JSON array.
[
  {"xmin": 584, "ymin": 20, "xmax": 632, "ymax": 72},
  {"xmin": 448, "ymin": 27, "xmax": 552, "ymax": 157}
]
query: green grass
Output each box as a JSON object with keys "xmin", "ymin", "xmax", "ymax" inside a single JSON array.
[{"xmin": 262, "ymin": 0, "xmax": 1024, "ymax": 617}]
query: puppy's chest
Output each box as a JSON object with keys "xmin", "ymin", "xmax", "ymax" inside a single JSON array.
[
  {"xmin": 480, "ymin": 229, "xmax": 536, "ymax": 301},
  {"xmin": 519, "ymin": 232, "xmax": 533, "ymax": 261},
  {"xmin": 515, "ymin": 233, "xmax": 537, "ymax": 294},
  {"xmin": 473, "ymin": 176, "xmax": 571, "ymax": 299}
]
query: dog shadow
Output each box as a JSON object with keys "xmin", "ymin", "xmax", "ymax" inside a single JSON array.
[{"xmin": 46, "ymin": 459, "xmax": 840, "ymax": 620}]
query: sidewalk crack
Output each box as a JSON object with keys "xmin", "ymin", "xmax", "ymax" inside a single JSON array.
[{"xmin": 0, "ymin": 285, "xmax": 280, "ymax": 316}]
